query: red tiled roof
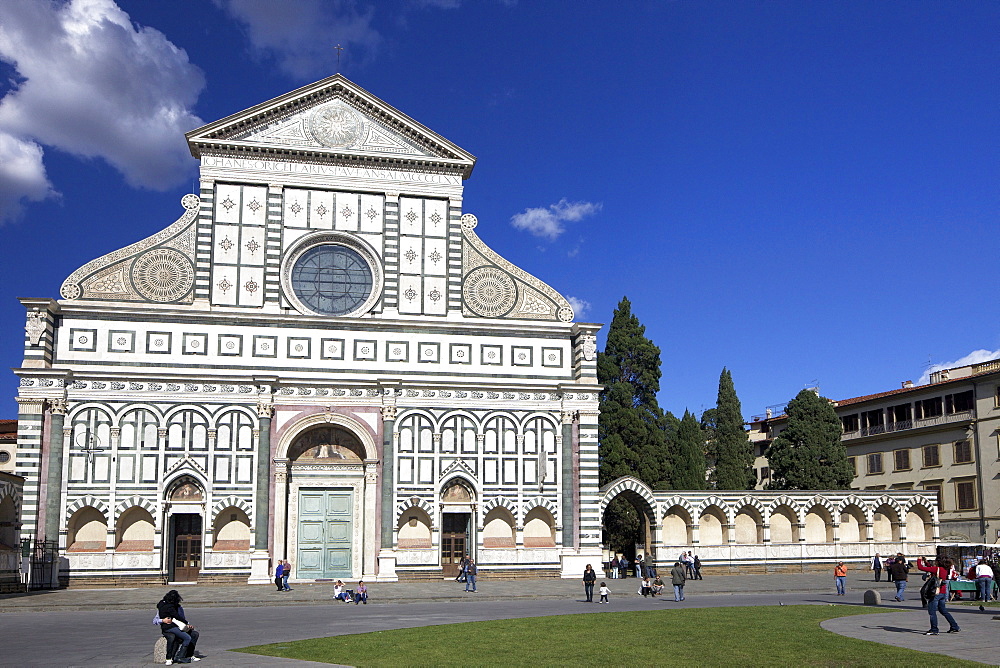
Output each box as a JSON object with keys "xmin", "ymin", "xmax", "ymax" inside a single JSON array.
[
  {"xmin": 836, "ymin": 366, "xmax": 1000, "ymax": 407},
  {"xmin": 752, "ymin": 364, "xmax": 1000, "ymax": 422}
]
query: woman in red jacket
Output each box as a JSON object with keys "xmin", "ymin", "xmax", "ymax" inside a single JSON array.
[{"xmin": 915, "ymin": 556, "xmax": 960, "ymax": 635}]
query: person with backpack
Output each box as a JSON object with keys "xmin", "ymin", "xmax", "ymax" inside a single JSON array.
[{"xmin": 916, "ymin": 556, "xmax": 960, "ymax": 635}]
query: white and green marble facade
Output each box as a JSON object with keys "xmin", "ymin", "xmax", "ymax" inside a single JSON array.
[{"xmin": 14, "ymin": 75, "xmax": 602, "ymax": 584}]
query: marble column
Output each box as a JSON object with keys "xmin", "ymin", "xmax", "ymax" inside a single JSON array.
[
  {"xmin": 560, "ymin": 410, "xmax": 575, "ymax": 547},
  {"xmin": 43, "ymin": 398, "xmax": 67, "ymax": 543},
  {"xmin": 380, "ymin": 406, "xmax": 396, "ymax": 548},
  {"xmin": 247, "ymin": 399, "xmax": 273, "ymax": 584}
]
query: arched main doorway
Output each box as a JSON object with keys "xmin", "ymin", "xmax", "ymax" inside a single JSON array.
[
  {"xmin": 165, "ymin": 477, "xmax": 204, "ymax": 582},
  {"xmin": 440, "ymin": 479, "xmax": 475, "ymax": 577},
  {"xmin": 276, "ymin": 420, "xmax": 379, "ymax": 581}
]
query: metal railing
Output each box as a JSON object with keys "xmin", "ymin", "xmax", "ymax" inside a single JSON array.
[{"xmin": 842, "ymin": 410, "xmax": 973, "ymax": 440}]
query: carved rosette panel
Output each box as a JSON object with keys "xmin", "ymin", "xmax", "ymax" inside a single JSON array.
[
  {"xmin": 60, "ymin": 195, "xmax": 199, "ymax": 303},
  {"xmin": 131, "ymin": 248, "xmax": 194, "ymax": 302},
  {"xmin": 463, "ymin": 266, "xmax": 517, "ymax": 318},
  {"xmin": 461, "ymin": 217, "xmax": 574, "ymax": 322},
  {"xmin": 309, "ymin": 101, "xmax": 364, "ymax": 148}
]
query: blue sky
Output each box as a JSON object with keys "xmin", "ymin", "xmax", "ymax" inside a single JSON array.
[{"xmin": 0, "ymin": 0, "xmax": 997, "ymax": 420}]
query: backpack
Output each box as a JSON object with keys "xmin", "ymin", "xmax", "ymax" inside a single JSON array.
[{"xmin": 920, "ymin": 571, "xmax": 941, "ymax": 604}]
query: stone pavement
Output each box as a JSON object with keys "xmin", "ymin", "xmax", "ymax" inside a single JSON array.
[
  {"xmin": 0, "ymin": 572, "xmax": 901, "ymax": 612},
  {"xmin": 1, "ymin": 574, "xmax": 997, "ymax": 666}
]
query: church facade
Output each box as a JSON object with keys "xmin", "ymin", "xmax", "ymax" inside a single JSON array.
[{"xmin": 14, "ymin": 75, "xmax": 603, "ymax": 584}]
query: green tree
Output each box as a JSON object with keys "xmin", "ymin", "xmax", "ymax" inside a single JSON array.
[
  {"xmin": 712, "ymin": 368, "xmax": 755, "ymax": 489},
  {"xmin": 597, "ymin": 297, "xmax": 671, "ymax": 489},
  {"xmin": 669, "ymin": 410, "xmax": 707, "ymax": 489},
  {"xmin": 766, "ymin": 389, "xmax": 853, "ymax": 489}
]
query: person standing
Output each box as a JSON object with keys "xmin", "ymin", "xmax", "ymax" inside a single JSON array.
[
  {"xmin": 634, "ymin": 556, "xmax": 643, "ymax": 579},
  {"xmin": 885, "ymin": 554, "xmax": 895, "ymax": 582},
  {"xmin": 888, "ymin": 557, "xmax": 909, "ymax": 601},
  {"xmin": 610, "ymin": 555, "xmax": 619, "ymax": 579},
  {"xmin": 916, "ymin": 556, "xmax": 960, "ymax": 635},
  {"xmin": 975, "ymin": 559, "xmax": 994, "ymax": 603},
  {"xmin": 598, "ymin": 582, "xmax": 610, "ymax": 603},
  {"xmin": 583, "ymin": 564, "xmax": 597, "ymax": 602},
  {"xmin": 465, "ymin": 558, "xmax": 478, "ymax": 592},
  {"xmin": 871, "ymin": 553, "xmax": 882, "ymax": 582},
  {"xmin": 274, "ymin": 560, "xmax": 285, "ymax": 592},
  {"xmin": 670, "ymin": 561, "xmax": 687, "ymax": 601},
  {"xmin": 692, "ymin": 555, "xmax": 703, "ymax": 580},
  {"xmin": 281, "ymin": 560, "xmax": 292, "ymax": 591},
  {"xmin": 684, "ymin": 551, "xmax": 695, "ymax": 579},
  {"xmin": 619, "ymin": 558, "xmax": 628, "ymax": 579},
  {"xmin": 456, "ymin": 553, "xmax": 470, "ymax": 583},
  {"xmin": 834, "ymin": 561, "xmax": 847, "ymax": 596}
]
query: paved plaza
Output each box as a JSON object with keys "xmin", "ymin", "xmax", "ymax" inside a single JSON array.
[{"xmin": 2, "ymin": 573, "xmax": 997, "ymax": 666}]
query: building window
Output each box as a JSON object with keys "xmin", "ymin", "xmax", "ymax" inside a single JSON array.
[
  {"xmin": 759, "ymin": 466, "xmax": 770, "ymax": 483},
  {"xmin": 922, "ymin": 444, "xmax": 940, "ymax": 468},
  {"xmin": 862, "ymin": 409, "xmax": 885, "ymax": 434},
  {"xmin": 945, "ymin": 390, "xmax": 974, "ymax": 414},
  {"xmin": 847, "ymin": 457, "xmax": 856, "ymax": 476},
  {"xmin": 954, "ymin": 440, "xmax": 973, "ymax": 464},
  {"xmin": 923, "ymin": 483, "xmax": 943, "ymax": 509},
  {"xmin": 995, "ymin": 385, "xmax": 1000, "ymax": 408},
  {"xmin": 867, "ymin": 453, "xmax": 883, "ymax": 474},
  {"xmin": 916, "ymin": 397, "xmax": 943, "ymax": 419},
  {"xmin": 888, "ymin": 403, "xmax": 912, "ymax": 426},
  {"xmin": 893, "ymin": 449, "xmax": 910, "ymax": 471},
  {"xmin": 955, "ymin": 479, "xmax": 977, "ymax": 511},
  {"xmin": 841, "ymin": 414, "xmax": 859, "ymax": 432}
]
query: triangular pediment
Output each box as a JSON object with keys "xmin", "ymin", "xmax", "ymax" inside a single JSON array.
[{"xmin": 186, "ymin": 74, "xmax": 476, "ymax": 178}]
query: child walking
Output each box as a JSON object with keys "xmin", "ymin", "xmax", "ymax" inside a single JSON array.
[{"xmin": 599, "ymin": 582, "xmax": 610, "ymax": 604}]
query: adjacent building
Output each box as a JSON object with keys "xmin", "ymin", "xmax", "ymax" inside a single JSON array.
[{"xmin": 750, "ymin": 359, "xmax": 1000, "ymax": 543}]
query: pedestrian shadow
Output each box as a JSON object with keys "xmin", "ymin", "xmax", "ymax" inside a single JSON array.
[{"xmin": 862, "ymin": 625, "xmax": 922, "ymax": 634}]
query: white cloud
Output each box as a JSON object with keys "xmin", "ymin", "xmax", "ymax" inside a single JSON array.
[
  {"xmin": 510, "ymin": 198, "xmax": 602, "ymax": 241},
  {"xmin": 0, "ymin": 133, "xmax": 57, "ymax": 223},
  {"xmin": 566, "ymin": 296, "xmax": 590, "ymax": 319},
  {"xmin": 917, "ymin": 348, "xmax": 1000, "ymax": 385},
  {"xmin": 214, "ymin": 0, "xmax": 382, "ymax": 79},
  {"xmin": 0, "ymin": 0, "xmax": 205, "ymax": 222}
]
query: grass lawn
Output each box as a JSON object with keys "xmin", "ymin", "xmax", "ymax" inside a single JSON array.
[{"xmin": 234, "ymin": 605, "xmax": 980, "ymax": 667}]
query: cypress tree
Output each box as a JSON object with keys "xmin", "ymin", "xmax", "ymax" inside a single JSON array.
[
  {"xmin": 598, "ymin": 297, "xmax": 671, "ymax": 553},
  {"xmin": 712, "ymin": 368, "xmax": 755, "ymax": 489},
  {"xmin": 597, "ymin": 297, "xmax": 670, "ymax": 489},
  {"xmin": 766, "ymin": 389, "xmax": 853, "ymax": 490},
  {"xmin": 669, "ymin": 410, "xmax": 707, "ymax": 489}
]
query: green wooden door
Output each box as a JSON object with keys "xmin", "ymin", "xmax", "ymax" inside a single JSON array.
[{"xmin": 297, "ymin": 489, "xmax": 353, "ymax": 579}]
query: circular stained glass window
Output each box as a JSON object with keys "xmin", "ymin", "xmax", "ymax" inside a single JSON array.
[{"xmin": 291, "ymin": 244, "xmax": 373, "ymax": 316}]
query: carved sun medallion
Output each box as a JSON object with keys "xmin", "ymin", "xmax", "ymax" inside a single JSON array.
[
  {"xmin": 131, "ymin": 247, "xmax": 194, "ymax": 302},
  {"xmin": 463, "ymin": 266, "xmax": 517, "ymax": 318},
  {"xmin": 309, "ymin": 101, "xmax": 363, "ymax": 148}
]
